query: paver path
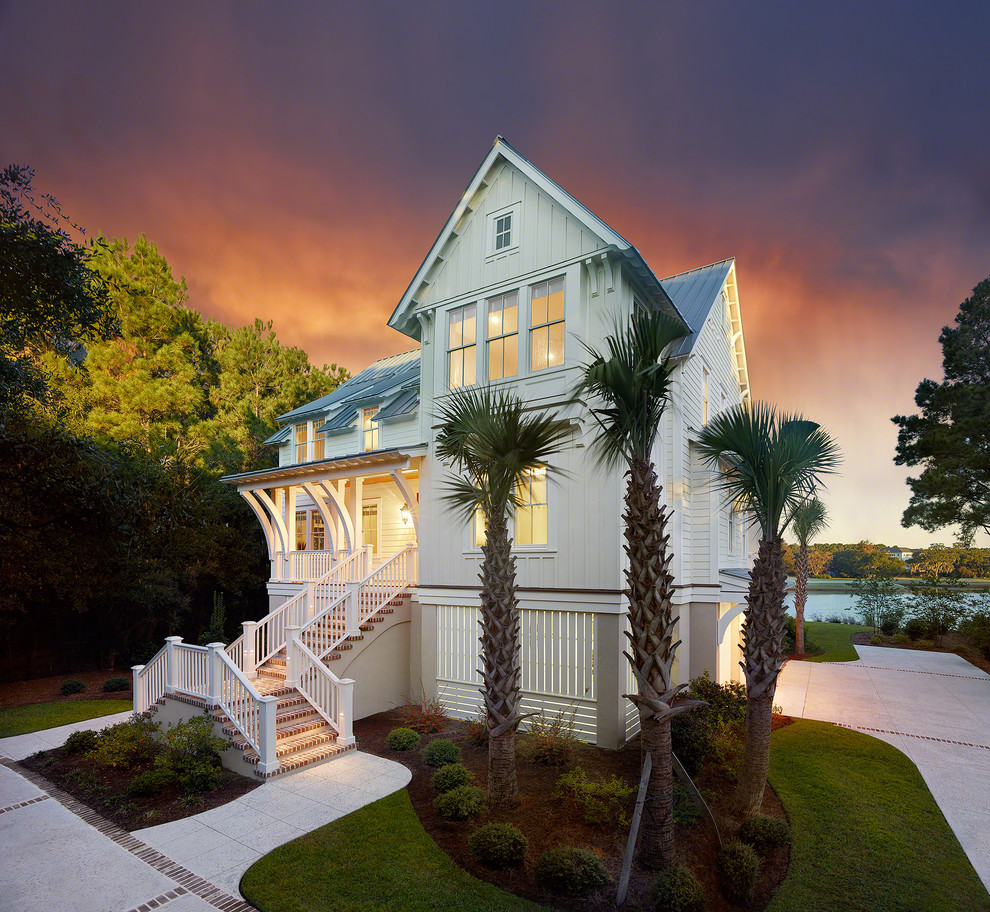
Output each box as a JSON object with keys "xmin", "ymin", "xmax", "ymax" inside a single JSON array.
[
  {"xmin": 0, "ymin": 714, "xmax": 410, "ymax": 912},
  {"xmin": 775, "ymin": 644, "xmax": 990, "ymax": 889}
]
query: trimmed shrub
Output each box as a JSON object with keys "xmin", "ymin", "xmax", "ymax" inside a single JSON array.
[
  {"xmin": 738, "ymin": 814, "xmax": 792, "ymax": 854},
  {"xmin": 557, "ymin": 767, "xmax": 634, "ymax": 826},
  {"xmin": 670, "ymin": 710, "xmax": 712, "ymax": 776},
  {"xmin": 60, "ymin": 679, "xmax": 85, "ymax": 695},
  {"xmin": 385, "ymin": 727, "xmax": 421, "ymax": 751},
  {"xmin": 651, "ymin": 863, "xmax": 707, "ymax": 912},
  {"xmin": 434, "ymin": 785, "xmax": 485, "ymax": 820},
  {"xmin": 431, "ymin": 762, "xmax": 472, "ymax": 793},
  {"xmin": 534, "ymin": 846, "xmax": 609, "ymax": 896},
  {"xmin": 904, "ymin": 617, "xmax": 928, "ymax": 641},
  {"xmin": 127, "ymin": 765, "xmax": 177, "ymax": 797},
  {"xmin": 880, "ymin": 615, "xmax": 901, "ymax": 636},
  {"xmin": 422, "ymin": 738, "xmax": 460, "ymax": 767},
  {"xmin": 91, "ymin": 715, "xmax": 161, "ymax": 768},
  {"xmin": 63, "ymin": 729, "xmax": 98, "ymax": 754},
  {"xmin": 893, "ymin": 633, "xmax": 911, "ymax": 645},
  {"xmin": 158, "ymin": 713, "xmax": 231, "ymax": 793},
  {"xmin": 102, "ymin": 676, "xmax": 131, "ymax": 693},
  {"xmin": 468, "ymin": 822, "xmax": 528, "ymax": 868},
  {"xmin": 716, "ymin": 841, "xmax": 760, "ymax": 904}
]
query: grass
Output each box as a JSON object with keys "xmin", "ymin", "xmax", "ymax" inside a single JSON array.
[
  {"xmin": 802, "ymin": 620, "xmax": 872, "ymax": 662},
  {"xmin": 242, "ymin": 789, "xmax": 547, "ymax": 912},
  {"xmin": 0, "ymin": 699, "xmax": 131, "ymax": 738},
  {"xmin": 768, "ymin": 720, "xmax": 989, "ymax": 912}
]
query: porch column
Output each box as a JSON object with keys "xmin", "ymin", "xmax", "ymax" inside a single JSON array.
[{"xmin": 346, "ymin": 476, "xmax": 364, "ymax": 551}]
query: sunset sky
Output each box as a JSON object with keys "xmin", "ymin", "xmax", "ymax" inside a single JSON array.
[{"xmin": 2, "ymin": 2, "xmax": 988, "ymax": 547}]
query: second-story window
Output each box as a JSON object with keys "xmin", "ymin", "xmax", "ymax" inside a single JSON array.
[
  {"xmin": 487, "ymin": 291, "xmax": 518, "ymax": 381},
  {"xmin": 295, "ymin": 423, "xmax": 308, "ymax": 464},
  {"xmin": 515, "ymin": 465, "xmax": 548, "ymax": 546},
  {"xmin": 363, "ymin": 407, "xmax": 379, "ymax": 451},
  {"xmin": 313, "ymin": 417, "xmax": 325, "ymax": 460},
  {"xmin": 494, "ymin": 213, "xmax": 512, "ymax": 251},
  {"xmin": 531, "ymin": 277, "xmax": 565, "ymax": 372},
  {"xmin": 448, "ymin": 304, "xmax": 477, "ymax": 388}
]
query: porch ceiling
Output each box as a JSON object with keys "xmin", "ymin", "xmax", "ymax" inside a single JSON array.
[{"xmin": 221, "ymin": 448, "xmax": 417, "ymax": 490}]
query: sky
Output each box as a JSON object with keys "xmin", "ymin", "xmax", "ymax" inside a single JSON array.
[{"xmin": 2, "ymin": 1, "xmax": 988, "ymax": 547}]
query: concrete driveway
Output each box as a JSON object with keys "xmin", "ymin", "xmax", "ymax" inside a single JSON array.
[{"xmin": 775, "ymin": 644, "xmax": 990, "ymax": 889}]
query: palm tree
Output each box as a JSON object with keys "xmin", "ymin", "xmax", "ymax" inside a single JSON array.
[
  {"xmin": 697, "ymin": 404, "xmax": 839, "ymax": 817},
  {"xmin": 789, "ymin": 498, "xmax": 828, "ymax": 654},
  {"xmin": 435, "ymin": 387, "xmax": 571, "ymax": 809},
  {"xmin": 576, "ymin": 307, "xmax": 698, "ymax": 869}
]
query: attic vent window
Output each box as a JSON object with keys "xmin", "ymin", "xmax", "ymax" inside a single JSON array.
[{"xmin": 494, "ymin": 213, "xmax": 512, "ymax": 251}]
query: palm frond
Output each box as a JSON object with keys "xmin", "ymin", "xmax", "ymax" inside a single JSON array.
[
  {"xmin": 696, "ymin": 401, "xmax": 841, "ymax": 540},
  {"xmin": 789, "ymin": 497, "xmax": 829, "ymax": 546}
]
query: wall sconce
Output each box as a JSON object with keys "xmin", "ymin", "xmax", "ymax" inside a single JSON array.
[{"xmin": 400, "ymin": 503, "xmax": 411, "ymax": 525}]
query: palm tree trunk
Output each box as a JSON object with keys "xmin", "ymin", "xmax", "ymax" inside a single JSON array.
[
  {"xmin": 624, "ymin": 459, "xmax": 676, "ymax": 868},
  {"xmin": 733, "ymin": 535, "xmax": 787, "ymax": 818},
  {"xmin": 479, "ymin": 509, "xmax": 521, "ymax": 809},
  {"xmin": 795, "ymin": 543, "xmax": 809, "ymax": 654}
]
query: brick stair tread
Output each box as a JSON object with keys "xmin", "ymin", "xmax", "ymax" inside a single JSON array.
[
  {"xmin": 240, "ymin": 726, "xmax": 338, "ymax": 762},
  {"xmin": 251, "ymin": 741, "xmax": 355, "ymax": 778}
]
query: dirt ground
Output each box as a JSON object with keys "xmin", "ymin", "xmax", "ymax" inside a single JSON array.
[
  {"xmin": 0, "ymin": 669, "xmax": 132, "ymax": 707},
  {"xmin": 355, "ymin": 708, "xmax": 791, "ymax": 912}
]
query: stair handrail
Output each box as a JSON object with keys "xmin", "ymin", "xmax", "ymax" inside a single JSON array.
[
  {"xmin": 132, "ymin": 642, "xmax": 169, "ymax": 714},
  {"xmin": 358, "ymin": 544, "xmax": 416, "ymax": 626},
  {"xmin": 211, "ymin": 644, "xmax": 279, "ymax": 774},
  {"xmin": 286, "ymin": 629, "xmax": 356, "ymax": 747}
]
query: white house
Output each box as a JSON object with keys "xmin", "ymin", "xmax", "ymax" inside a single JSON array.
[{"xmin": 133, "ymin": 137, "xmax": 755, "ymax": 778}]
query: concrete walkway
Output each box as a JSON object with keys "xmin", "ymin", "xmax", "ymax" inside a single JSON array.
[
  {"xmin": 776, "ymin": 644, "xmax": 990, "ymax": 889},
  {"xmin": 0, "ymin": 713, "xmax": 411, "ymax": 912}
]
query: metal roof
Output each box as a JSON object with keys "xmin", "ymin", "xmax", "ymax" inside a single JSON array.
[
  {"xmin": 221, "ymin": 449, "xmax": 412, "ymax": 487},
  {"xmin": 661, "ymin": 258, "xmax": 735, "ymax": 357},
  {"xmin": 263, "ymin": 424, "xmax": 293, "ymax": 446},
  {"xmin": 378, "ymin": 385, "xmax": 419, "ymax": 420}
]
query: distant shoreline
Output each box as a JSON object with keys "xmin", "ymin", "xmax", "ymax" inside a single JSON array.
[{"xmin": 798, "ymin": 577, "xmax": 990, "ymax": 593}]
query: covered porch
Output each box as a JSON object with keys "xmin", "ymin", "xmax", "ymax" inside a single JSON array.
[{"xmin": 223, "ymin": 449, "xmax": 421, "ymax": 596}]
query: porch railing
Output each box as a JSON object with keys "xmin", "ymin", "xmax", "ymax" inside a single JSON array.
[
  {"xmin": 285, "ymin": 626, "xmax": 356, "ymax": 747},
  {"xmin": 132, "ymin": 637, "xmax": 279, "ymax": 774},
  {"xmin": 272, "ymin": 548, "xmax": 352, "ymax": 582}
]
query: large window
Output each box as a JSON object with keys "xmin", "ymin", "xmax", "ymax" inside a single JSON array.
[
  {"xmin": 474, "ymin": 507, "xmax": 488, "ymax": 548},
  {"xmin": 312, "ymin": 417, "xmax": 325, "ymax": 460},
  {"xmin": 295, "ymin": 423, "xmax": 308, "ymax": 464},
  {"xmin": 448, "ymin": 304, "xmax": 477, "ymax": 388},
  {"xmin": 515, "ymin": 465, "xmax": 548, "ymax": 546},
  {"xmin": 363, "ymin": 407, "xmax": 379, "ymax": 451},
  {"xmin": 487, "ymin": 291, "xmax": 518, "ymax": 381},
  {"xmin": 295, "ymin": 511, "xmax": 307, "ymax": 551},
  {"xmin": 312, "ymin": 513, "xmax": 326, "ymax": 551},
  {"xmin": 362, "ymin": 503, "xmax": 379, "ymax": 553},
  {"xmin": 530, "ymin": 278, "xmax": 564, "ymax": 371}
]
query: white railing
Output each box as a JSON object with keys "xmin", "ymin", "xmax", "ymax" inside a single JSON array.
[
  {"xmin": 132, "ymin": 636, "xmax": 279, "ymax": 774},
  {"xmin": 289, "ymin": 549, "xmax": 338, "ymax": 581},
  {"xmin": 299, "ymin": 591, "xmax": 350, "ymax": 657},
  {"xmin": 285, "ymin": 626, "xmax": 356, "ymax": 747},
  {"xmin": 359, "ymin": 544, "xmax": 416, "ymax": 624},
  {"xmin": 132, "ymin": 643, "xmax": 168, "ymax": 713}
]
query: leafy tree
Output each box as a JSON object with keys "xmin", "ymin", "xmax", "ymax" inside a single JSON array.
[
  {"xmin": 807, "ymin": 546, "xmax": 832, "ymax": 578},
  {"xmin": 789, "ymin": 498, "xmax": 828, "ymax": 654},
  {"xmin": 0, "ymin": 164, "xmax": 115, "ymax": 417},
  {"xmin": 852, "ymin": 576, "xmax": 906, "ymax": 634},
  {"xmin": 435, "ymin": 388, "xmax": 570, "ymax": 810},
  {"xmin": 698, "ymin": 404, "xmax": 839, "ymax": 817},
  {"xmin": 893, "ymin": 276, "xmax": 990, "ymax": 544},
  {"xmin": 911, "ymin": 543, "xmax": 962, "ymax": 579},
  {"xmin": 906, "ymin": 575, "xmax": 971, "ymax": 646},
  {"xmin": 576, "ymin": 308, "xmax": 699, "ymax": 868}
]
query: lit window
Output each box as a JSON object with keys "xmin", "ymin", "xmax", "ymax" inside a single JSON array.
[
  {"xmin": 702, "ymin": 367, "xmax": 709, "ymax": 426},
  {"xmin": 362, "ymin": 503, "xmax": 378, "ymax": 553},
  {"xmin": 474, "ymin": 507, "xmax": 488, "ymax": 548},
  {"xmin": 487, "ymin": 291, "xmax": 518, "ymax": 381},
  {"xmin": 363, "ymin": 407, "xmax": 379, "ymax": 451},
  {"xmin": 295, "ymin": 511, "xmax": 307, "ymax": 551},
  {"xmin": 448, "ymin": 304, "xmax": 477, "ymax": 388},
  {"xmin": 515, "ymin": 466, "xmax": 548, "ymax": 546},
  {"xmin": 531, "ymin": 278, "xmax": 564, "ymax": 371},
  {"xmin": 494, "ymin": 213, "xmax": 512, "ymax": 251},
  {"xmin": 295, "ymin": 423, "xmax": 308, "ymax": 464},
  {"xmin": 312, "ymin": 418, "xmax": 325, "ymax": 460},
  {"xmin": 312, "ymin": 513, "xmax": 326, "ymax": 551}
]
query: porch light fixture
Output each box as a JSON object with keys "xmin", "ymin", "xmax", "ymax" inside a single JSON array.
[{"xmin": 400, "ymin": 502, "xmax": 411, "ymax": 525}]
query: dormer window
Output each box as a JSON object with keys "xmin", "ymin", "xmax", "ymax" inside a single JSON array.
[
  {"xmin": 363, "ymin": 407, "xmax": 379, "ymax": 451},
  {"xmin": 494, "ymin": 213, "xmax": 512, "ymax": 251},
  {"xmin": 295, "ymin": 423, "xmax": 308, "ymax": 463}
]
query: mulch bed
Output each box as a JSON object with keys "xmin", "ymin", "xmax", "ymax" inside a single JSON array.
[
  {"xmin": 850, "ymin": 630, "xmax": 990, "ymax": 674},
  {"xmin": 20, "ymin": 746, "xmax": 259, "ymax": 831},
  {"xmin": 0, "ymin": 670, "xmax": 132, "ymax": 707},
  {"xmin": 355, "ymin": 708, "xmax": 792, "ymax": 911}
]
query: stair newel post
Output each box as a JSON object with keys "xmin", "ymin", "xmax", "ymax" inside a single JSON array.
[
  {"xmin": 164, "ymin": 636, "xmax": 183, "ymax": 693},
  {"xmin": 285, "ymin": 625, "xmax": 302, "ymax": 689},
  {"xmin": 242, "ymin": 621, "xmax": 258, "ymax": 678},
  {"xmin": 345, "ymin": 581, "xmax": 360, "ymax": 635},
  {"xmin": 207, "ymin": 642, "xmax": 225, "ymax": 707},
  {"xmin": 307, "ymin": 581, "xmax": 317, "ymax": 622},
  {"xmin": 258, "ymin": 695, "xmax": 280, "ymax": 775},
  {"xmin": 338, "ymin": 677, "xmax": 357, "ymax": 747},
  {"xmin": 131, "ymin": 665, "xmax": 145, "ymax": 714},
  {"xmin": 409, "ymin": 544, "xmax": 418, "ymax": 586}
]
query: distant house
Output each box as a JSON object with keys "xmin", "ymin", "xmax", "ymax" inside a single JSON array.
[
  {"xmin": 134, "ymin": 137, "xmax": 756, "ymax": 777},
  {"xmin": 886, "ymin": 546, "xmax": 914, "ymax": 566}
]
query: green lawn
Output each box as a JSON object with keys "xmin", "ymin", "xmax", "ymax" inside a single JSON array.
[
  {"xmin": 803, "ymin": 621, "xmax": 872, "ymax": 662},
  {"xmin": 0, "ymin": 700, "xmax": 132, "ymax": 738},
  {"xmin": 241, "ymin": 789, "xmax": 547, "ymax": 912},
  {"xmin": 768, "ymin": 720, "xmax": 989, "ymax": 912}
]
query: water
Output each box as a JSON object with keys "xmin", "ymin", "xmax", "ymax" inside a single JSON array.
[{"xmin": 786, "ymin": 591, "xmax": 858, "ymax": 622}]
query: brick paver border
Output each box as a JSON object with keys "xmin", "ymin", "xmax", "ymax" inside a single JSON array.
[{"xmin": 0, "ymin": 753, "xmax": 259, "ymax": 912}]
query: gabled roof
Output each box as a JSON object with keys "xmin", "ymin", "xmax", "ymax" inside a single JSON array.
[
  {"xmin": 388, "ymin": 136, "xmax": 678, "ymax": 339},
  {"xmin": 662, "ymin": 258, "xmax": 735, "ymax": 357},
  {"xmin": 267, "ymin": 349, "xmax": 421, "ymax": 443}
]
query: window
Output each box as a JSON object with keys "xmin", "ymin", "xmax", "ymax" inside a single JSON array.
[
  {"xmin": 729, "ymin": 508, "xmax": 741, "ymax": 556},
  {"xmin": 295, "ymin": 423, "xmax": 308, "ymax": 464},
  {"xmin": 702, "ymin": 367, "xmax": 709, "ymax": 425},
  {"xmin": 362, "ymin": 503, "xmax": 379, "ymax": 553},
  {"xmin": 312, "ymin": 513, "xmax": 326, "ymax": 551},
  {"xmin": 487, "ymin": 291, "xmax": 518, "ymax": 381},
  {"xmin": 494, "ymin": 213, "xmax": 512, "ymax": 251},
  {"xmin": 474, "ymin": 507, "xmax": 488, "ymax": 548},
  {"xmin": 312, "ymin": 418, "xmax": 325, "ymax": 460},
  {"xmin": 295, "ymin": 511, "xmax": 307, "ymax": 551},
  {"xmin": 448, "ymin": 304, "xmax": 477, "ymax": 388},
  {"xmin": 515, "ymin": 466, "xmax": 548, "ymax": 546},
  {"xmin": 363, "ymin": 407, "xmax": 379, "ymax": 451},
  {"xmin": 531, "ymin": 277, "xmax": 564, "ymax": 371}
]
